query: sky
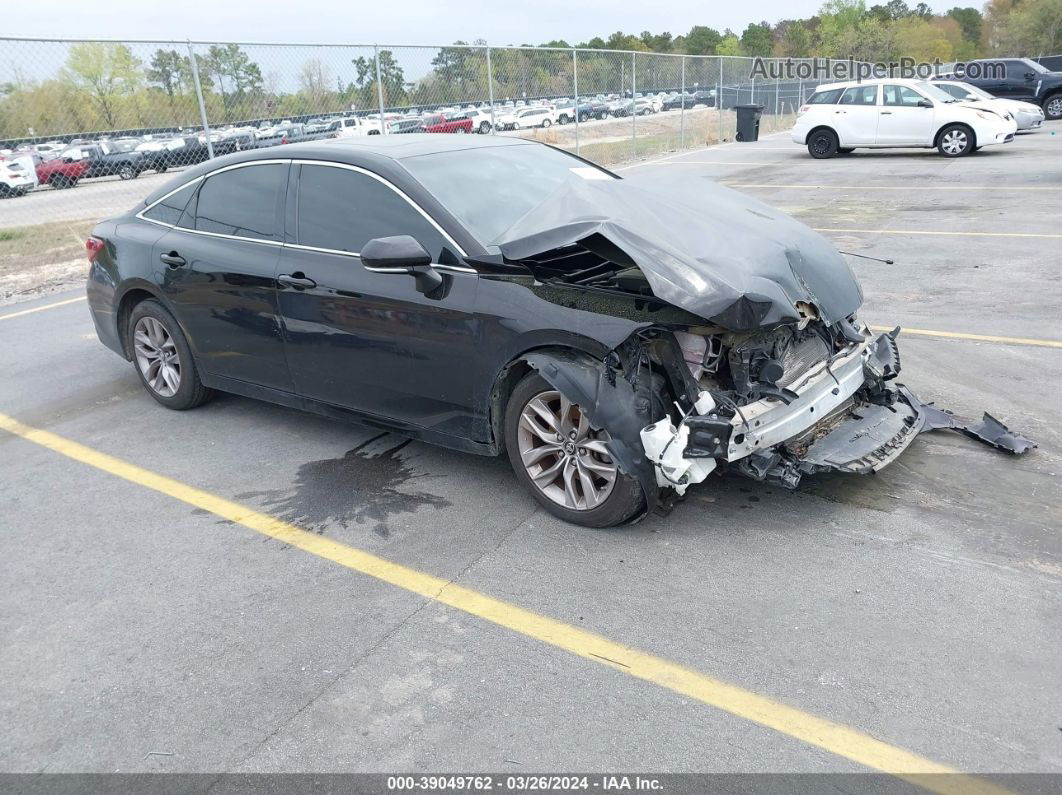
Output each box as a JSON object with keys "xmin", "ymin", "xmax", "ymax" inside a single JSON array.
[{"xmin": 7, "ymin": 0, "xmax": 920, "ymax": 46}]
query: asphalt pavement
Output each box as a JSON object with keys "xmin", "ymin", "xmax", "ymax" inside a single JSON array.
[{"xmin": 1, "ymin": 129, "xmax": 1059, "ymax": 785}]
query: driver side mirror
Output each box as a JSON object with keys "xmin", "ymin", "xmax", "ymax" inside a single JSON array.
[
  {"xmin": 361, "ymin": 235, "xmax": 443, "ymax": 295},
  {"xmin": 1024, "ymin": 72, "xmax": 1036, "ymax": 80},
  {"xmin": 917, "ymin": 99, "xmax": 933, "ymax": 108}
]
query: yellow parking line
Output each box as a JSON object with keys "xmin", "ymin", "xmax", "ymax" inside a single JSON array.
[
  {"xmin": 728, "ymin": 184, "xmax": 1059, "ymax": 191},
  {"xmin": 873, "ymin": 325, "xmax": 1062, "ymax": 349},
  {"xmin": 0, "ymin": 409, "xmax": 1009, "ymax": 795},
  {"xmin": 814, "ymin": 227, "xmax": 1062, "ymax": 239},
  {"xmin": 0, "ymin": 296, "xmax": 86, "ymax": 321}
]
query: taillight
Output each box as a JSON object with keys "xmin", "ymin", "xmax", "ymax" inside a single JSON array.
[{"xmin": 85, "ymin": 236, "xmax": 105, "ymax": 262}]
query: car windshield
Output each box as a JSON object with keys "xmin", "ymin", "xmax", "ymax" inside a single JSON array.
[
  {"xmin": 914, "ymin": 81, "xmax": 958, "ymax": 103},
  {"xmin": 402, "ymin": 144, "xmax": 616, "ymax": 245}
]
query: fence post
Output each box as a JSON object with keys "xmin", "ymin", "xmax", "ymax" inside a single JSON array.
[
  {"xmin": 486, "ymin": 45, "xmax": 495, "ymax": 135},
  {"xmin": 631, "ymin": 51, "xmax": 636, "ymax": 153},
  {"xmin": 679, "ymin": 55, "xmax": 685, "ymax": 149},
  {"xmin": 187, "ymin": 41, "xmax": 214, "ymax": 159},
  {"xmin": 374, "ymin": 45, "xmax": 386, "ymax": 134},
  {"xmin": 572, "ymin": 48, "xmax": 579, "ymax": 154},
  {"xmin": 718, "ymin": 57, "xmax": 724, "ymax": 144},
  {"xmin": 775, "ymin": 73, "xmax": 780, "ymax": 116}
]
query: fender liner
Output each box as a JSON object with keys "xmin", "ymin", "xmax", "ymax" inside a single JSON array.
[{"xmin": 522, "ymin": 350, "xmax": 661, "ymax": 512}]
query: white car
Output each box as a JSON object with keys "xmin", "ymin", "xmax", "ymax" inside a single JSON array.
[
  {"xmin": 462, "ymin": 108, "xmax": 495, "ymax": 134},
  {"xmin": 792, "ymin": 78, "xmax": 1017, "ymax": 158},
  {"xmin": 0, "ymin": 154, "xmax": 37, "ymax": 197},
  {"xmin": 932, "ymin": 80, "xmax": 1045, "ymax": 131},
  {"xmin": 498, "ymin": 106, "xmax": 556, "ymax": 130}
]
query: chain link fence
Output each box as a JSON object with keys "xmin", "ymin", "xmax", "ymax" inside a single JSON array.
[{"xmin": 0, "ymin": 38, "xmax": 863, "ymax": 295}]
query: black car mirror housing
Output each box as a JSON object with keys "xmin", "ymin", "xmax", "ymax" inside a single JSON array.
[
  {"xmin": 361, "ymin": 235, "xmax": 443, "ymax": 295},
  {"xmin": 361, "ymin": 235, "xmax": 432, "ymax": 269},
  {"xmin": 917, "ymin": 99, "xmax": 933, "ymax": 108}
]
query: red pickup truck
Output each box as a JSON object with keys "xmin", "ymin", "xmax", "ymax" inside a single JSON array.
[
  {"xmin": 36, "ymin": 156, "xmax": 88, "ymax": 189},
  {"xmin": 422, "ymin": 113, "xmax": 473, "ymax": 134}
]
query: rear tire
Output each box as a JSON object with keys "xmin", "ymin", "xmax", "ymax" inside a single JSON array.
[
  {"xmin": 118, "ymin": 164, "xmax": 136, "ymax": 180},
  {"xmin": 542, "ymin": 118, "xmax": 552, "ymax": 128},
  {"xmin": 808, "ymin": 129, "xmax": 839, "ymax": 158},
  {"xmin": 127, "ymin": 299, "xmax": 214, "ymax": 411},
  {"xmin": 505, "ymin": 373, "xmax": 645, "ymax": 528}
]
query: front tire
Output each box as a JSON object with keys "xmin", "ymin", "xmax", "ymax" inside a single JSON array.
[
  {"xmin": 505, "ymin": 374, "xmax": 645, "ymax": 528},
  {"xmin": 118, "ymin": 164, "xmax": 136, "ymax": 180},
  {"xmin": 937, "ymin": 124, "xmax": 975, "ymax": 157},
  {"xmin": 478, "ymin": 121, "xmax": 491, "ymax": 134},
  {"xmin": 808, "ymin": 129, "xmax": 839, "ymax": 159},
  {"xmin": 127, "ymin": 299, "xmax": 214, "ymax": 410},
  {"xmin": 542, "ymin": 118, "xmax": 552, "ymax": 128}
]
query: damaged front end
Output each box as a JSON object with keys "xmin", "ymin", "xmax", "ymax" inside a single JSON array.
[
  {"xmin": 527, "ymin": 321, "xmax": 1034, "ymax": 519},
  {"xmin": 496, "ymin": 174, "xmax": 1034, "ymax": 519}
]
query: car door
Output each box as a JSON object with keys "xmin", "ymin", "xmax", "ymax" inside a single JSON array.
[
  {"xmin": 275, "ymin": 161, "xmax": 481, "ymax": 439},
  {"xmin": 998, "ymin": 60, "xmax": 1038, "ymax": 100},
  {"xmin": 833, "ymin": 84, "xmax": 880, "ymax": 144},
  {"xmin": 148, "ymin": 160, "xmax": 294, "ymax": 392},
  {"xmin": 876, "ymin": 84, "xmax": 937, "ymax": 145}
]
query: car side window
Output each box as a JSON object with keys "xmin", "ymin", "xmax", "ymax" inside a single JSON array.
[
  {"xmin": 882, "ymin": 85, "xmax": 926, "ymax": 106},
  {"xmin": 808, "ymin": 88, "xmax": 843, "ymax": 104},
  {"xmin": 142, "ymin": 181, "xmax": 199, "ymax": 226},
  {"xmin": 295, "ymin": 164, "xmax": 448, "ymax": 260},
  {"xmin": 840, "ymin": 85, "xmax": 878, "ymax": 105},
  {"xmin": 1004, "ymin": 60, "xmax": 1027, "ymax": 79},
  {"xmin": 193, "ymin": 163, "xmax": 286, "ymax": 241}
]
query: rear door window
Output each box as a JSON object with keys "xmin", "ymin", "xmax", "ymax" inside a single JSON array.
[
  {"xmin": 840, "ymin": 85, "xmax": 879, "ymax": 105},
  {"xmin": 192, "ymin": 163, "xmax": 286, "ymax": 241}
]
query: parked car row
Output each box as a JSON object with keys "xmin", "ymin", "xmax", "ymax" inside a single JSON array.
[
  {"xmin": 791, "ymin": 77, "xmax": 1050, "ymax": 158},
  {"xmin": 0, "ymin": 122, "xmax": 347, "ymax": 197}
]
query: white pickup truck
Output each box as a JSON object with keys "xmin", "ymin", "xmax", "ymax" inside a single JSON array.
[{"xmin": 323, "ymin": 116, "xmax": 382, "ymax": 137}]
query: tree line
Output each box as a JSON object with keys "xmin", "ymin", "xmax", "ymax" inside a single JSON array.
[{"xmin": 1, "ymin": 0, "xmax": 1059, "ymax": 140}]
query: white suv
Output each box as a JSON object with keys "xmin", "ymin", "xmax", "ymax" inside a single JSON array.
[{"xmin": 792, "ymin": 78, "xmax": 1017, "ymax": 158}]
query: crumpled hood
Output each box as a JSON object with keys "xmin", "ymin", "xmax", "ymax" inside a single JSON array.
[{"xmin": 495, "ymin": 173, "xmax": 863, "ymax": 331}]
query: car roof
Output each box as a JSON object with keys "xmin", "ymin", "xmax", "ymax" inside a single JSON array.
[
  {"xmin": 814, "ymin": 77, "xmax": 926, "ymax": 91},
  {"xmin": 137, "ymin": 134, "xmax": 539, "ymax": 208}
]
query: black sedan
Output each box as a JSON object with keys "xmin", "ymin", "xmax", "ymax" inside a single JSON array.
[{"xmin": 85, "ymin": 136, "xmax": 1032, "ymax": 527}]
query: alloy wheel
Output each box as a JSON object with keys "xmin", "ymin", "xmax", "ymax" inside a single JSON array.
[
  {"xmin": 811, "ymin": 134, "xmax": 831, "ymax": 155},
  {"xmin": 133, "ymin": 316, "xmax": 181, "ymax": 397},
  {"xmin": 1047, "ymin": 96, "xmax": 1062, "ymax": 118},
  {"xmin": 941, "ymin": 129, "xmax": 968, "ymax": 155},
  {"xmin": 517, "ymin": 390, "xmax": 617, "ymax": 511}
]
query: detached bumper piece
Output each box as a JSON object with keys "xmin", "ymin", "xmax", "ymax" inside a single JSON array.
[
  {"xmin": 901, "ymin": 385, "xmax": 1036, "ymax": 455},
  {"xmin": 732, "ymin": 329, "xmax": 1035, "ymax": 488}
]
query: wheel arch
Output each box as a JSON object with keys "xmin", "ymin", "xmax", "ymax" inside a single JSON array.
[
  {"xmin": 114, "ymin": 281, "xmax": 175, "ymax": 360},
  {"xmin": 805, "ymin": 125, "xmax": 838, "ymax": 146},
  {"xmin": 485, "ymin": 338, "xmax": 613, "ymax": 456},
  {"xmin": 934, "ymin": 121, "xmax": 976, "ymax": 149}
]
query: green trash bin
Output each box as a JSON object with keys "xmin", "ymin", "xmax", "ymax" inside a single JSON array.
[{"xmin": 735, "ymin": 104, "xmax": 763, "ymax": 142}]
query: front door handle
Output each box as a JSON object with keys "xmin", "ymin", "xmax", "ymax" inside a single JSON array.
[
  {"xmin": 277, "ymin": 273, "xmax": 317, "ymax": 289},
  {"xmin": 160, "ymin": 251, "xmax": 186, "ymax": 268},
  {"xmin": 880, "ymin": 111, "xmax": 892, "ymax": 115}
]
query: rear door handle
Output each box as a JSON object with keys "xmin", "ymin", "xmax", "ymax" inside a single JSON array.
[
  {"xmin": 277, "ymin": 273, "xmax": 317, "ymax": 289},
  {"xmin": 880, "ymin": 111, "xmax": 892, "ymax": 115},
  {"xmin": 160, "ymin": 252, "xmax": 186, "ymax": 268}
]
